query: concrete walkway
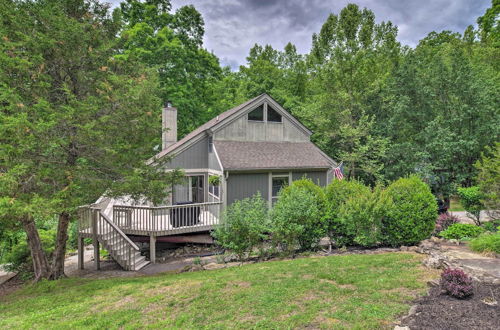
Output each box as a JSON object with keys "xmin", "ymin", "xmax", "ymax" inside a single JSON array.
[
  {"xmin": 451, "ymin": 210, "xmax": 497, "ymax": 224},
  {"xmin": 421, "ymin": 239, "xmax": 500, "ymax": 284}
]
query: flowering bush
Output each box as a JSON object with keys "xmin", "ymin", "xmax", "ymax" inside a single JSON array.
[
  {"xmin": 440, "ymin": 268, "xmax": 473, "ymax": 299},
  {"xmin": 434, "ymin": 213, "xmax": 460, "ymax": 234}
]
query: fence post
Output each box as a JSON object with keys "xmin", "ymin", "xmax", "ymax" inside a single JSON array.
[{"xmin": 92, "ymin": 209, "xmax": 100, "ymax": 270}]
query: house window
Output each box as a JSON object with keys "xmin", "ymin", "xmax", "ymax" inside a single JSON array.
[
  {"xmin": 248, "ymin": 104, "xmax": 264, "ymax": 121},
  {"xmin": 208, "ymin": 136, "xmax": 213, "ymax": 152},
  {"xmin": 267, "ymin": 105, "xmax": 282, "ymax": 123},
  {"xmin": 271, "ymin": 175, "xmax": 289, "ymax": 205}
]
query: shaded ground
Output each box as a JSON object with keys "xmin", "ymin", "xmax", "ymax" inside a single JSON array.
[{"xmin": 402, "ymin": 283, "xmax": 499, "ymax": 330}]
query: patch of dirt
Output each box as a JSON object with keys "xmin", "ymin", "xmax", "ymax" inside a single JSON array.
[
  {"xmin": 0, "ymin": 274, "xmax": 25, "ymax": 300},
  {"xmin": 402, "ymin": 282, "xmax": 500, "ymax": 330},
  {"xmin": 319, "ymin": 278, "xmax": 356, "ymax": 290}
]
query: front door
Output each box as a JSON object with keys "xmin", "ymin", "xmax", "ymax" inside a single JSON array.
[
  {"xmin": 173, "ymin": 175, "xmax": 205, "ymax": 204},
  {"xmin": 191, "ymin": 175, "xmax": 204, "ymax": 203}
]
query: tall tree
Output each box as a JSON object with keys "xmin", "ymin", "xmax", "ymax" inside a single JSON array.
[
  {"xmin": 118, "ymin": 0, "xmax": 223, "ymax": 137},
  {"xmin": 382, "ymin": 27, "xmax": 499, "ymax": 202},
  {"xmin": 0, "ymin": 0, "xmax": 181, "ymax": 280},
  {"xmin": 303, "ymin": 4, "xmax": 400, "ymax": 184}
]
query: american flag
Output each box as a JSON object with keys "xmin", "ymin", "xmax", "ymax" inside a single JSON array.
[{"xmin": 334, "ymin": 163, "xmax": 344, "ymax": 180}]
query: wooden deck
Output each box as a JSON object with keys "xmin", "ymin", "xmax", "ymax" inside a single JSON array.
[
  {"xmin": 77, "ymin": 201, "xmax": 222, "ymax": 270},
  {"xmin": 79, "ymin": 201, "xmax": 222, "ymax": 237}
]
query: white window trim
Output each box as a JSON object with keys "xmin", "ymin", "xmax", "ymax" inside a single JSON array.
[{"xmin": 268, "ymin": 171, "xmax": 292, "ymax": 207}]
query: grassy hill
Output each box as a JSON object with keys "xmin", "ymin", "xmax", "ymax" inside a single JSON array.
[{"xmin": 0, "ymin": 252, "xmax": 436, "ymax": 329}]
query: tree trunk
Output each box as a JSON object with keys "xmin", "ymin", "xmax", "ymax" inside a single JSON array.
[
  {"xmin": 22, "ymin": 217, "xmax": 51, "ymax": 281},
  {"xmin": 50, "ymin": 212, "xmax": 71, "ymax": 279}
]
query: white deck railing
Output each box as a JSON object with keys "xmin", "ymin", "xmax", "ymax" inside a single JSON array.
[{"xmin": 112, "ymin": 201, "xmax": 222, "ymax": 235}]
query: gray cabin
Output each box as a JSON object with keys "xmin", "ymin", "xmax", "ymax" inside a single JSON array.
[
  {"xmin": 77, "ymin": 94, "xmax": 337, "ymax": 271},
  {"xmin": 155, "ymin": 93, "xmax": 337, "ymax": 207}
]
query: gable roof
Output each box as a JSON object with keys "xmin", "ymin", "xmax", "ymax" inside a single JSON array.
[
  {"xmin": 150, "ymin": 94, "xmax": 312, "ymax": 162},
  {"xmin": 214, "ymin": 141, "xmax": 334, "ymax": 171}
]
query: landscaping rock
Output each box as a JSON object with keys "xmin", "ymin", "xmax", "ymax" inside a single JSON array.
[
  {"xmin": 203, "ymin": 262, "xmax": 226, "ymax": 270},
  {"xmin": 394, "ymin": 326, "xmax": 410, "ymax": 330}
]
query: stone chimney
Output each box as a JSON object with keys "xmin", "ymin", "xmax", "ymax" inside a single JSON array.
[{"xmin": 162, "ymin": 101, "xmax": 177, "ymax": 150}]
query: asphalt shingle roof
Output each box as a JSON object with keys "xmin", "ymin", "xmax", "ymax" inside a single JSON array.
[{"xmin": 214, "ymin": 141, "xmax": 332, "ymax": 170}]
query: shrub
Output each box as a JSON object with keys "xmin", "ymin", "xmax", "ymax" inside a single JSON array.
[
  {"xmin": 440, "ymin": 268, "xmax": 473, "ymax": 299},
  {"xmin": 212, "ymin": 193, "xmax": 269, "ymax": 260},
  {"xmin": 457, "ymin": 186, "xmax": 484, "ymax": 225},
  {"xmin": 439, "ymin": 223, "xmax": 485, "ymax": 240},
  {"xmin": 324, "ymin": 179, "xmax": 371, "ymax": 246},
  {"xmin": 271, "ymin": 182, "xmax": 326, "ymax": 252},
  {"xmin": 336, "ymin": 187, "xmax": 392, "ymax": 247},
  {"xmin": 469, "ymin": 232, "xmax": 500, "ymax": 254},
  {"xmin": 382, "ymin": 176, "xmax": 437, "ymax": 246},
  {"xmin": 281, "ymin": 178, "xmax": 326, "ymax": 209},
  {"xmin": 475, "ymin": 143, "xmax": 499, "ymax": 216},
  {"xmin": 481, "ymin": 219, "xmax": 500, "ymax": 233},
  {"xmin": 434, "ymin": 213, "xmax": 460, "ymax": 234}
]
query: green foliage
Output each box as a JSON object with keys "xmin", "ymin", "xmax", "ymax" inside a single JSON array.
[
  {"xmin": 457, "ymin": 186, "xmax": 484, "ymax": 225},
  {"xmin": 382, "ymin": 176, "xmax": 437, "ymax": 246},
  {"xmin": 324, "ymin": 179, "xmax": 371, "ymax": 245},
  {"xmin": 469, "ymin": 232, "xmax": 500, "ymax": 254},
  {"xmin": 212, "ymin": 193, "xmax": 269, "ymax": 260},
  {"xmin": 482, "ymin": 219, "xmax": 500, "ymax": 232},
  {"xmin": 337, "ymin": 187, "xmax": 392, "ymax": 247},
  {"xmin": 208, "ymin": 175, "xmax": 220, "ymax": 186},
  {"xmin": 3, "ymin": 229, "xmax": 56, "ymax": 275},
  {"xmin": 475, "ymin": 143, "xmax": 500, "ymax": 215},
  {"xmin": 271, "ymin": 182, "xmax": 326, "ymax": 252},
  {"xmin": 439, "ymin": 223, "xmax": 485, "ymax": 240},
  {"xmin": 280, "ymin": 178, "xmax": 326, "ymax": 209}
]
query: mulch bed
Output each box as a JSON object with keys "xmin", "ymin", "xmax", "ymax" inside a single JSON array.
[{"xmin": 402, "ymin": 282, "xmax": 500, "ymax": 330}]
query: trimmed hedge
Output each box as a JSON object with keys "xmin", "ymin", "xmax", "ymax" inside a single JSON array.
[
  {"xmin": 337, "ymin": 187, "xmax": 392, "ymax": 247},
  {"xmin": 271, "ymin": 180, "xmax": 326, "ymax": 252},
  {"xmin": 324, "ymin": 179, "xmax": 371, "ymax": 246},
  {"xmin": 381, "ymin": 176, "xmax": 437, "ymax": 246}
]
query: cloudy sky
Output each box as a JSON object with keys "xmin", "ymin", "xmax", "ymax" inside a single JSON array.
[{"xmin": 109, "ymin": 0, "xmax": 491, "ymax": 70}]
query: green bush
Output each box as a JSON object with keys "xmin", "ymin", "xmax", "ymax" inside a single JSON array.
[
  {"xmin": 281, "ymin": 178, "xmax": 326, "ymax": 209},
  {"xmin": 337, "ymin": 187, "xmax": 392, "ymax": 247},
  {"xmin": 382, "ymin": 176, "xmax": 437, "ymax": 246},
  {"xmin": 439, "ymin": 223, "xmax": 485, "ymax": 240},
  {"xmin": 469, "ymin": 232, "xmax": 500, "ymax": 254},
  {"xmin": 324, "ymin": 179, "xmax": 371, "ymax": 245},
  {"xmin": 3, "ymin": 229, "xmax": 56, "ymax": 274},
  {"xmin": 271, "ymin": 182, "xmax": 326, "ymax": 252},
  {"xmin": 482, "ymin": 219, "xmax": 500, "ymax": 233},
  {"xmin": 457, "ymin": 186, "xmax": 485, "ymax": 225},
  {"xmin": 212, "ymin": 193, "xmax": 269, "ymax": 260}
]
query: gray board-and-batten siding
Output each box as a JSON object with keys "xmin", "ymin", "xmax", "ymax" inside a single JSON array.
[{"xmin": 226, "ymin": 170, "xmax": 328, "ymax": 205}]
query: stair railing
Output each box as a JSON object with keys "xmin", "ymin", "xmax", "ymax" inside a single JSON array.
[{"xmin": 90, "ymin": 206, "xmax": 140, "ymax": 270}]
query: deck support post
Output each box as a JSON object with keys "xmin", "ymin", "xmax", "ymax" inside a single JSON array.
[
  {"xmin": 150, "ymin": 235, "xmax": 156, "ymax": 264},
  {"xmin": 78, "ymin": 235, "xmax": 84, "ymax": 270},
  {"xmin": 92, "ymin": 209, "xmax": 100, "ymax": 270}
]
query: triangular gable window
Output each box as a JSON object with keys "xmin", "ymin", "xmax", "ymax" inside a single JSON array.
[
  {"xmin": 267, "ymin": 105, "xmax": 282, "ymax": 122},
  {"xmin": 248, "ymin": 104, "xmax": 264, "ymax": 121}
]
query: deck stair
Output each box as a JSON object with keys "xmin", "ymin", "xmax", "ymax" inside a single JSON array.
[{"xmin": 78, "ymin": 206, "xmax": 149, "ymax": 271}]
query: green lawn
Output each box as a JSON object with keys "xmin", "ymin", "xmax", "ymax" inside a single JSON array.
[
  {"xmin": 449, "ymin": 198, "xmax": 465, "ymax": 212},
  {"xmin": 0, "ymin": 253, "xmax": 436, "ymax": 329}
]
